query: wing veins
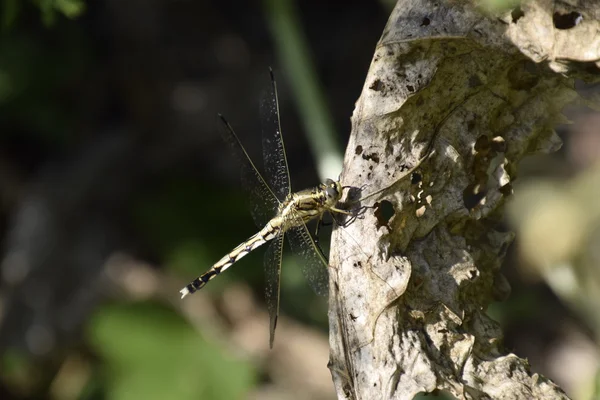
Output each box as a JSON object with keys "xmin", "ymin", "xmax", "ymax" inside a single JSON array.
[
  {"xmin": 218, "ymin": 114, "xmax": 280, "ymax": 227},
  {"xmin": 265, "ymin": 232, "xmax": 284, "ymax": 348},
  {"xmin": 286, "ymin": 211, "xmax": 329, "ymax": 296},
  {"xmin": 261, "ymin": 68, "xmax": 292, "ymax": 202}
]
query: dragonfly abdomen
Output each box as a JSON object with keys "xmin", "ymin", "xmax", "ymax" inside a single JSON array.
[{"xmin": 179, "ymin": 220, "xmax": 282, "ymax": 298}]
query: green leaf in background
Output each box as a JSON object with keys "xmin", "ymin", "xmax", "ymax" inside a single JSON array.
[
  {"xmin": 53, "ymin": 0, "xmax": 85, "ymax": 18},
  {"xmin": 2, "ymin": 0, "xmax": 86, "ymax": 30},
  {"xmin": 479, "ymin": 0, "xmax": 521, "ymax": 13},
  {"xmin": 88, "ymin": 302, "xmax": 256, "ymax": 400},
  {"xmin": 32, "ymin": 0, "xmax": 86, "ymax": 26}
]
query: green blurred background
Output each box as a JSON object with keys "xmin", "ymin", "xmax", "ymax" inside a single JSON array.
[{"xmin": 0, "ymin": 1, "xmax": 598, "ymax": 399}]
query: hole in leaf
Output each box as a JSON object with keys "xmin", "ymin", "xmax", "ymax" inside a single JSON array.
[
  {"xmin": 511, "ymin": 6, "xmax": 524, "ymax": 23},
  {"xmin": 553, "ymin": 11, "xmax": 583, "ymax": 29},
  {"xmin": 463, "ymin": 184, "xmax": 486, "ymax": 210},
  {"xmin": 374, "ymin": 200, "xmax": 395, "ymax": 229}
]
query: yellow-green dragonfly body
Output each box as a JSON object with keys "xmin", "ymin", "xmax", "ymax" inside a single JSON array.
[
  {"xmin": 180, "ymin": 70, "xmax": 347, "ymax": 347},
  {"xmin": 179, "ymin": 178, "xmax": 344, "ymax": 298}
]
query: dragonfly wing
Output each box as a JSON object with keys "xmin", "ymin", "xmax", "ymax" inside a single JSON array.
[
  {"xmin": 286, "ymin": 217, "xmax": 329, "ymax": 296},
  {"xmin": 260, "ymin": 69, "xmax": 292, "ymax": 202},
  {"xmin": 264, "ymin": 232, "xmax": 285, "ymax": 348},
  {"xmin": 218, "ymin": 115, "xmax": 280, "ymax": 227}
]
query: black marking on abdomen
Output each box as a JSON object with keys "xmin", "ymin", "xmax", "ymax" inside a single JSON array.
[
  {"xmin": 184, "ymin": 264, "xmax": 222, "ymax": 294},
  {"xmin": 181, "ymin": 225, "xmax": 278, "ymax": 296}
]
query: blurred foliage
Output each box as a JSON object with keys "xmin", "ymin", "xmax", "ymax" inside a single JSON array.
[
  {"xmin": 508, "ymin": 160, "xmax": 600, "ymax": 335},
  {"xmin": 88, "ymin": 301, "xmax": 256, "ymax": 400},
  {"xmin": 479, "ymin": 0, "xmax": 521, "ymax": 13},
  {"xmin": 2, "ymin": 0, "xmax": 85, "ymax": 29},
  {"xmin": 0, "ymin": 11, "xmax": 89, "ymax": 146},
  {"xmin": 132, "ymin": 177, "xmax": 265, "ymax": 288}
]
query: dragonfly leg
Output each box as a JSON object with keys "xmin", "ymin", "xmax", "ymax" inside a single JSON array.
[
  {"xmin": 328, "ymin": 206, "xmax": 354, "ymax": 215},
  {"xmin": 333, "ymin": 204, "xmax": 371, "ymax": 228},
  {"xmin": 314, "ymin": 215, "xmax": 322, "ymax": 238},
  {"xmin": 314, "ymin": 214, "xmax": 335, "ymax": 244},
  {"xmin": 337, "ymin": 214, "xmax": 355, "ymax": 228},
  {"xmin": 314, "ymin": 215, "xmax": 326, "ymax": 243}
]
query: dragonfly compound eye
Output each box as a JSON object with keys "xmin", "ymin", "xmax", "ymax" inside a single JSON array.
[{"xmin": 325, "ymin": 186, "xmax": 338, "ymax": 199}]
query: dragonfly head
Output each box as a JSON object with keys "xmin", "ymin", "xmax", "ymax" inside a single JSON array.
[{"xmin": 322, "ymin": 178, "xmax": 343, "ymax": 205}]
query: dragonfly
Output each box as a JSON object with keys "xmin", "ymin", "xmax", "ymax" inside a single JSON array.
[{"xmin": 180, "ymin": 69, "xmax": 351, "ymax": 347}]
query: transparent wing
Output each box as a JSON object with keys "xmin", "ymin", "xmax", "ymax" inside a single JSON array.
[
  {"xmin": 218, "ymin": 115, "xmax": 280, "ymax": 227},
  {"xmin": 260, "ymin": 68, "xmax": 291, "ymax": 202},
  {"xmin": 286, "ymin": 216, "xmax": 329, "ymax": 296},
  {"xmin": 264, "ymin": 232, "xmax": 284, "ymax": 348}
]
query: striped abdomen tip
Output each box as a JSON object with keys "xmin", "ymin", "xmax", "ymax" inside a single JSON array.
[
  {"xmin": 179, "ymin": 287, "xmax": 191, "ymax": 299},
  {"xmin": 180, "ymin": 277, "xmax": 210, "ymax": 299}
]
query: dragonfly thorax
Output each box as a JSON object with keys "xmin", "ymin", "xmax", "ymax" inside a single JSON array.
[{"xmin": 277, "ymin": 178, "xmax": 343, "ymax": 226}]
